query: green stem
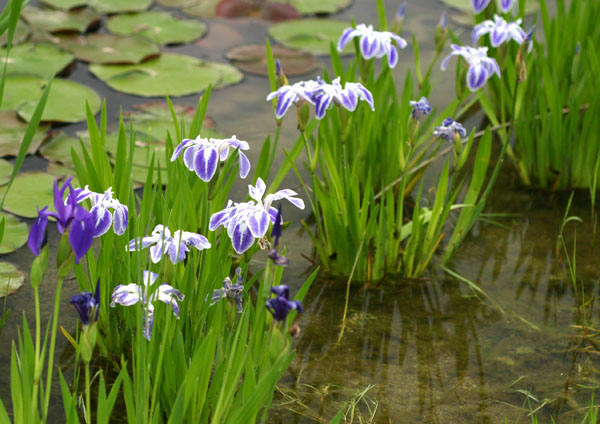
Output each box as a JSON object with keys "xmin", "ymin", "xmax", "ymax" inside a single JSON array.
[
  {"xmin": 85, "ymin": 361, "xmax": 91, "ymax": 424},
  {"xmin": 42, "ymin": 276, "xmax": 64, "ymax": 418},
  {"xmin": 32, "ymin": 286, "xmax": 41, "ymax": 420}
]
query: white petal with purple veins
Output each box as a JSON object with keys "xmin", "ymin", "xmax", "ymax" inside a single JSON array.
[
  {"xmin": 247, "ymin": 208, "xmax": 270, "ymax": 238},
  {"xmin": 194, "ymin": 146, "xmax": 218, "ymax": 182}
]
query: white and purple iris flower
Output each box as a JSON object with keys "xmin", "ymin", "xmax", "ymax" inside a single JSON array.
[
  {"xmin": 74, "ymin": 186, "xmax": 128, "ymax": 237},
  {"xmin": 409, "ymin": 97, "xmax": 432, "ymax": 119},
  {"xmin": 441, "ymin": 44, "xmax": 501, "ymax": 91},
  {"xmin": 472, "ymin": 15, "xmax": 527, "ymax": 47},
  {"xmin": 209, "ymin": 177, "xmax": 305, "ymax": 254},
  {"xmin": 170, "ymin": 135, "xmax": 251, "ymax": 183},
  {"xmin": 126, "ymin": 224, "xmax": 211, "ymax": 264},
  {"xmin": 472, "ymin": 0, "xmax": 513, "ymax": 14},
  {"xmin": 266, "ymin": 77, "xmax": 374, "ymax": 120},
  {"xmin": 433, "ymin": 118, "xmax": 467, "ymax": 141},
  {"xmin": 111, "ymin": 271, "xmax": 183, "ymax": 341},
  {"xmin": 337, "ymin": 23, "xmax": 408, "ymax": 68}
]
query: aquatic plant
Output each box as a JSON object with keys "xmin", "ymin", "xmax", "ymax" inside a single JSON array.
[
  {"xmin": 337, "ymin": 23, "xmax": 408, "ymax": 68},
  {"xmin": 441, "ymin": 44, "xmax": 501, "ymax": 91}
]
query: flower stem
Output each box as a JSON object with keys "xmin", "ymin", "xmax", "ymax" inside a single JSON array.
[
  {"xmin": 42, "ymin": 276, "xmax": 64, "ymax": 418},
  {"xmin": 84, "ymin": 361, "xmax": 91, "ymax": 424}
]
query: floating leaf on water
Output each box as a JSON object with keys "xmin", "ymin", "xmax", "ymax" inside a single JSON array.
[
  {"xmin": 157, "ymin": 0, "xmax": 197, "ymax": 7},
  {"xmin": 0, "ymin": 43, "xmax": 74, "ymax": 79},
  {"xmin": 0, "ymin": 262, "xmax": 25, "ymax": 298},
  {"xmin": 0, "ymin": 75, "xmax": 46, "ymax": 111},
  {"xmin": 288, "ymin": 0, "xmax": 351, "ymax": 15},
  {"xmin": 0, "ymin": 160, "xmax": 13, "ymax": 186},
  {"xmin": 0, "ymin": 214, "xmax": 28, "ymax": 254},
  {"xmin": 89, "ymin": 53, "xmax": 243, "ymax": 97},
  {"xmin": 39, "ymin": 131, "xmax": 84, "ymax": 167},
  {"xmin": 216, "ymin": 0, "xmax": 300, "ymax": 21},
  {"xmin": 89, "ymin": 0, "xmax": 153, "ymax": 13},
  {"xmin": 226, "ymin": 44, "xmax": 318, "ymax": 76},
  {"xmin": 106, "ymin": 11, "xmax": 207, "ymax": 45},
  {"xmin": 0, "ymin": 19, "xmax": 30, "ymax": 47},
  {"xmin": 268, "ymin": 19, "xmax": 353, "ymax": 55},
  {"xmin": 21, "ymin": 6, "xmax": 101, "ymax": 33},
  {"xmin": 17, "ymin": 78, "xmax": 101, "ymax": 123},
  {"xmin": 1, "ymin": 172, "xmax": 57, "ymax": 218},
  {"xmin": 0, "ymin": 111, "xmax": 49, "ymax": 156},
  {"xmin": 181, "ymin": 0, "xmax": 222, "ymax": 18},
  {"xmin": 40, "ymin": 0, "xmax": 88, "ymax": 10},
  {"xmin": 56, "ymin": 33, "xmax": 161, "ymax": 65}
]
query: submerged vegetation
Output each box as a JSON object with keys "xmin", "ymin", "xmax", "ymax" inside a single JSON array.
[{"xmin": 0, "ymin": 0, "xmax": 599, "ymax": 422}]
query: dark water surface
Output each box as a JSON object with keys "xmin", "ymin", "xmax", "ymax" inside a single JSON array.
[{"xmin": 2, "ymin": 0, "xmax": 595, "ymax": 423}]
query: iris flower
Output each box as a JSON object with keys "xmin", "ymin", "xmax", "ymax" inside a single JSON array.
[
  {"xmin": 266, "ymin": 285, "xmax": 303, "ymax": 322},
  {"xmin": 28, "ymin": 178, "xmax": 96, "ymax": 263},
  {"xmin": 337, "ymin": 23, "xmax": 407, "ymax": 68},
  {"xmin": 170, "ymin": 135, "xmax": 251, "ymax": 182},
  {"xmin": 266, "ymin": 79, "xmax": 321, "ymax": 119},
  {"xmin": 433, "ymin": 118, "xmax": 467, "ymax": 141},
  {"xmin": 74, "ymin": 186, "xmax": 128, "ymax": 236},
  {"xmin": 209, "ymin": 177, "xmax": 304, "ymax": 254},
  {"xmin": 70, "ymin": 280, "xmax": 101, "ymax": 326},
  {"xmin": 111, "ymin": 271, "xmax": 183, "ymax": 341},
  {"xmin": 472, "ymin": 0, "xmax": 513, "ymax": 14},
  {"xmin": 126, "ymin": 224, "xmax": 211, "ymax": 264},
  {"xmin": 211, "ymin": 268, "xmax": 244, "ymax": 313},
  {"xmin": 441, "ymin": 44, "xmax": 500, "ymax": 91},
  {"xmin": 472, "ymin": 15, "xmax": 526, "ymax": 47},
  {"xmin": 409, "ymin": 97, "xmax": 432, "ymax": 119}
]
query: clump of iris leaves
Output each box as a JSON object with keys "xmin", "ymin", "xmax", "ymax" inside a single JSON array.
[{"xmin": 0, "ymin": 0, "xmax": 598, "ymax": 422}]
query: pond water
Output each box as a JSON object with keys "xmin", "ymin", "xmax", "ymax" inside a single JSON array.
[{"xmin": 1, "ymin": 0, "xmax": 597, "ymax": 423}]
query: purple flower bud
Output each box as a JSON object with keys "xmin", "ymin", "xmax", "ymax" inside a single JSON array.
[
  {"xmin": 396, "ymin": 2, "xmax": 407, "ymax": 21},
  {"xmin": 440, "ymin": 12, "xmax": 447, "ymax": 30},
  {"xmin": 70, "ymin": 279, "xmax": 100, "ymax": 326},
  {"xmin": 409, "ymin": 96, "xmax": 432, "ymax": 119},
  {"xmin": 266, "ymin": 285, "xmax": 303, "ymax": 322},
  {"xmin": 28, "ymin": 206, "xmax": 49, "ymax": 256},
  {"xmin": 275, "ymin": 59, "xmax": 282, "ymax": 77},
  {"xmin": 433, "ymin": 118, "xmax": 467, "ymax": 141}
]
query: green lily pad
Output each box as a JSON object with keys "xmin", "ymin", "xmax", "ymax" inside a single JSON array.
[
  {"xmin": 0, "ymin": 75, "xmax": 46, "ymax": 111},
  {"xmin": 0, "ymin": 111, "xmax": 49, "ymax": 156},
  {"xmin": 56, "ymin": 33, "xmax": 160, "ymax": 64},
  {"xmin": 288, "ymin": 0, "xmax": 350, "ymax": 14},
  {"xmin": 0, "ymin": 19, "xmax": 30, "ymax": 47},
  {"xmin": 89, "ymin": 0, "xmax": 153, "ymax": 13},
  {"xmin": 0, "ymin": 160, "xmax": 13, "ymax": 185},
  {"xmin": 0, "ymin": 262, "xmax": 25, "ymax": 298},
  {"xmin": 40, "ymin": 0, "xmax": 88, "ymax": 10},
  {"xmin": 0, "ymin": 43, "xmax": 74, "ymax": 79},
  {"xmin": 89, "ymin": 53, "xmax": 243, "ymax": 97},
  {"xmin": 180, "ymin": 0, "xmax": 221, "ymax": 17},
  {"xmin": 106, "ymin": 11, "xmax": 207, "ymax": 45},
  {"xmin": 268, "ymin": 19, "xmax": 353, "ymax": 55},
  {"xmin": 157, "ymin": 0, "xmax": 197, "ymax": 7},
  {"xmin": 226, "ymin": 44, "xmax": 318, "ymax": 76},
  {"xmin": 16, "ymin": 78, "xmax": 101, "ymax": 123},
  {"xmin": 21, "ymin": 6, "xmax": 101, "ymax": 33},
  {"xmin": 46, "ymin": 162, "xmax": 77, "ymax": 179},
  {"xmin": 1, "ymin": 172, "xmax": 57, "ymax": 218},
  {"xmin": 39, "ymin": 131, "xmax": 83, "ymax": 167},
  {"xmin": 0, "ymin": 214, "xmax": 28, "ymax": 254}
]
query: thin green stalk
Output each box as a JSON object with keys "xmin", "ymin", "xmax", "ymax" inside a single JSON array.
[
  {"xmin": 32, "ymin": 286, "xmax": 41, "ymax": 419},
  {"xmin": 42, "ymin": 276, "xmax": 64, "ymax": 418},
  {"xmin": 85, "ymin": 361, "xmax": 91, "ymax": 424}
]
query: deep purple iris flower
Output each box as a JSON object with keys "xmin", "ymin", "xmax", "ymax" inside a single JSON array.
[
  {"xmin": 70, "ymin": 280, "xmax": 100, "ymax": 326},
  {"xmin": 266, "ymin": 285, "xmax": 303, "ymax": 322},
  {"xmin": 28, "ymin": 178, "xmax": 98, "ymax": 264}
]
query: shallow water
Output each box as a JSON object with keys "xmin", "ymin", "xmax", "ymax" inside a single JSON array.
[{"xmin": 1, "ymin": 0, "xmax": 596, "ymax": 423}]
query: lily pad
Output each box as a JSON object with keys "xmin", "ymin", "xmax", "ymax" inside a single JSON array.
[
  {"xmin": 288, "ymin": 0, "xmax": 350, "ymax": 15},
  {"xmin": 0, "ymin": 43, "xmax": 74, "ymax": 78},
  {"xmin": 0, "ymin": 19, "xmax": 30, "ymax": 47},
  {"xmin": 21, "ymin": 6, "xmax": 101, "ymax": 33},
  {"xmin": 268, "ymin": 19, "xmax": 353, "ymax": 55},
  {"xmin": 40, "ymin": 0, "xmax": 88, "ymax": 10},
  {"xmin": 181, "ymin": 0, "xmax": 221, "ymax": 17},
  {"xmin": 157, "ymin": 0, "xmax": 197, "ymax": 6},
  {"xmin": 16, "ymin": 78, "xmax": 101, "ymax": 123},
  {"xmin": 89, "ymin": 0, "xmax": 153, "ymax": 13},
  {"xmin": 106, "ymin": 11, "xmax": 207, "ymax": 45},
  {"xmin": 0, "ymin": 160, "xmax": 13, "ymax": 185},
  {"xmin": 39, "ymin": 131, "xmax": 83, "ymax": 167},
  {"xmin": 56, "ymin": 33, "xmax": 160, "ymax": 64},
  {"xmin": 216, "ymin": 0, "xmax": 300, "ymax": 20},
  {"xmin": 0, "ymin": 214, "xmax": 28, "ymax": 254},
  {"xmin": 1, "ymin": 172, "xmax": 57, "ymax": 218},
  {"xmin": 226, "ymin": 44, "xmax": 318, "ymax": 76},
  {"xmin": 0, "ymin": 262, "xmax": 25, "ymax": 298},
  {"xmin": 0, "ymin": 111, "xmax": 49, "ymax": 156},
  {"xmin": 89, "ymin": 53, "xmax": 243, "ymax": 97}
]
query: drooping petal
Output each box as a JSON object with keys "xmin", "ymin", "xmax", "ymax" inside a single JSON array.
[
  {"xmin": 337, "ymin": 27, "xmax": 360, "ymax": 51},
  {"xmin": 387, "ymin": 45, "xmax": 398, "ymax": 68},
  {"xmin": 238, "ymin": 151, "xmax": 251, "ymax": 179},
  {"xmin": 167, "ymin": 241, "xmax": 188, "ymax": 264},
  {"xmin": 150, "ymin": 242, "xmax": 165, "ymax": 263},
  {"xmin": 194, "ymin": 145, "xmax": 219, "ymax": 182},
  {"xmin": 314, "ymin": 93, "xmax": 332, "ymax": 119},
  {"xmin": 112, "ymin": 204, "xmax": 128, "ymax": 235},
  {"xmin": 247, "ymin": 208, "xmax": 270, "ymax": 238},
  {"xmin": 28, "ymin": 206, "xmax": 49, "ymax": 256},
  {"xmin": 69, "ymin": 207, "xmax": 95, "ymax": 264},
  {"xmin": 183, "ymin": 144, "xmax": 198, "ymax": 171},
  {"xmin": 472, "ymin": 0, "xmax": 491, "ymax": 13},
  {"xmin": 171, "ymin": 138, "xmax": 194, "ymax": 161},
  {"xmin": 231, "ymin": 220, "xmax": 255, "ymax": 254},
  {"xmin": 360, "ymin": 32, "xmax": 379, "ymax": 59},
  {"xmin": 466, "ymin": 63, "xmax": 488, "ymax": 91},
  {"xmin": 90, "ymin": 205, "xmax": 112, "ymax": 237},
  {"xmin": 179, "ymin": 231, "xmax": 211, "ymax": 250},
  {"xmin": 209, "ymin": 207, "xmax": 235, "ymax": 231},
  {"xmin": 110, "ymin": 283, "xmax": 142, "ymax": 307},
  {"xmin": 498, "ymin": 0, "xmax": 512, "ymax": 13},
  {"xmin": 155, "ymin": 284, "xmax": 184, "ymax": 318}
]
